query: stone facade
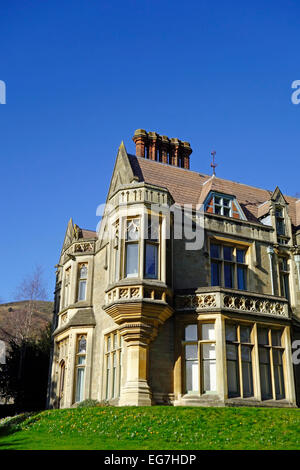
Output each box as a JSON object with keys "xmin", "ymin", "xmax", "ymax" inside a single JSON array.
[{"xmin": 47, "ymin": 130, "xmax": 300, "ymax": 409}]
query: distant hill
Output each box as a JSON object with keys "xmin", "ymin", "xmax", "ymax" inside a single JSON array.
[{"xmin": 0, "ymin": 301, "xmax": 53, "ymax": 344}]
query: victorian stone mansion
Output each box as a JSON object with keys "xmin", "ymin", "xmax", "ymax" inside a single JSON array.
[{"xmin": 48, "ymin": 129, "xmax": 300, "ymax": 408}]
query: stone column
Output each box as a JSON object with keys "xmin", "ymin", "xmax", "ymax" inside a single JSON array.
[{"xmin": 119, "ymin": 323, "xmax": 153, "ymax": 406}]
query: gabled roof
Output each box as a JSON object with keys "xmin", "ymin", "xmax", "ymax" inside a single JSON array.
[{"xmin": 128, "ymin": 154, "xmax": 300, "ymax": 229}]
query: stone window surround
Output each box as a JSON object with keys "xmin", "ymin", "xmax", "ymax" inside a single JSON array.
[
  {"xmin": 109, "ymin": 208, "xmax": 167, "ymax": 286},
  {"xmin": 59, "ymin": 257, "xmax": 93, "ymax": 313},
  {"xmin": 209, "ymin": 237, "xmax": 250, "ymax": 291},
  {"xmin": 103, "ymin": 330, "xmax": 123, "ymax": 401}
]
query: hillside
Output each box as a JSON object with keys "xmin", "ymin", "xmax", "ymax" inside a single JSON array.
[
  {"xmin": 0, "ymin": 300, "xmax": 53, "ymax": 343},
  {"xmin": 0, "ymin": 406, "xmax": 300, "ymax": 450}
]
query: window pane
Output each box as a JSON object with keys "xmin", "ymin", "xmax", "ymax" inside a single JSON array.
[
  {"xmin": 227, "ymin": 361, "xmax": 239, "ymax": 396},
  {"xmin": 223, "ymin": 198, "xmax": 230, "ymax": 207},
  {"xmin": 186, "ymin": 360, "xmax": 199, "ymax": 393},
  {"xmin": 223, "ymin": 207, "xmax": 230, "ymax": 217},
  {"xmin": 226, "ymin": 343, "xmax": 238, "ymax": 360},
  {"xmin": 112, "ymin": 352, "xmax": 117, "ymax": 398},
  {"xmin": 185, "ymin": 344, "xmax": 198, "ymax": 360},
  {"xmin": 224, "ymin": 263, "xmax": 233, "ymax": 288},
  {"xmin": 211, "ymin": 262, "xmax": 220, "ymax": 286},
  {"xmin": 282, "ymin": 274, "xmax": 290, "ymax": 300},
  {"xmin": 145, "ymin": 243, "xmax": 158, "ymax": 279},
  {"xmin": 226, "ymin": 344, "xmax": 239, "ymax": 396},
  {"xmin": 125, "ymin": 243, "xmax": 139, "ymax": 277},
  {"xmin": 77, "ymin": 355, "xmax": 86, "ymax": 365},
  {"xmin": 78, "ymin": 280, "xmax": 87, "ymax": 301},
  {"xmin": 271, "ymin": 330, "xmax": 282, "ymax": 347},
  {"xmin": 202, "ymin": 343, "xmax": 216, "ymax": 360},
  {"xmin": 258, "ymin": 328, "xmax": 269, "ymax": 346},
  {"xmin": 237, "ymin": 266, "xmax": 247, "ymax": 290},
  {"xmin": 273, "ymin": 350, "xmax": 285, "ymax": 399},
  {"xmin": 259, "ymin": 347, "xmax": 272, "ymax": 400},
  {"xmin": 147, "ymin": 218, "xmax": 159, "ymax": 241},
  {"xmin": 236, "ymin": 249, "xmax": 245, "ymax": 263},
  {"xmin": 242, "ymin": 346, "xmax": 253, "ymax": 397},
  {"xmin": 79, "ymin": 265, "xmax": 88, "ymax": 279},
  {"xmin": 223, "ymin": 246, "xmax": 233, "ymax": 261},
  {"xmin": 202, "ymin": 344, "xmax": 216, "ymax": 392},
  {"xmin": 185, "ymin": 325, "xmax": 197, "ymax": 341},
  {"xmin": 226, "ymin": 325, "xmax": 237, "ymax": 342},
  {"xmin": 201, "ymin": 324, "xmax": 215, "ymax": 341},
  {"xmin": 210, "ymin": 244, "xmax": 220, "ymax": 258},
  {"xmin": 240, "ymin": 326, "xmax": 251, "ymax": 343},
  {"xmin": 78, "ymin": 336, "xmax": 86, "ymax": 353},
  {"xmin": 106, "ymin": 356, "xmax": 111, "ymax": 399},
  {"xmin": 127, "ymin": 219, "xmax": 140, "ymax": 241},
  {"xmin": 75, "ymin": 368, "xmax": 85, "ymax": 403}
]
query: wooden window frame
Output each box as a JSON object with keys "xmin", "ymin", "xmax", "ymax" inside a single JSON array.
[
  {"xmin": 104, "ymin": 331, "xmax": 123, "ymax": 400},
  {"xmin": 182, "ymin": 322, "xmax": 216, "ymax": 396},
  {"xmin": 258, "ymin": 326, "xmax": 286, "ymax": 401},
  {"xmin": 210, "ymin": 241, "xmax": 248, "ymax": 290},
  {"xmin": 74, "ymin": 335, "xmax": 87, "ymax": 404},
  {"xmin": 225, "ymin": 322, "xmax": 255, "ymax": 399}
]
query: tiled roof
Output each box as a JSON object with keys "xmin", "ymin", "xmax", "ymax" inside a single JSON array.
[
  {"xmin": 81, "ymin": 228, "xmax": 97, "ymax": 239},
  {"xmin": 128, "ymin": 155, "xmax": 300, "ymax": 229}
]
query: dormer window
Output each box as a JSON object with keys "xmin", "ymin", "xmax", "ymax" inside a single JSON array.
[
  {"xmin": 205, "ymin": 193, "xmax": 244, "ymax": 219},
  {"xmin": 213, "ymin": 195, "xmax": 231, "ymax": 216}
]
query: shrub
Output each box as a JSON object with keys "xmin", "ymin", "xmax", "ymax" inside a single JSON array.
[{"xmin": 76, "ymin": 399, "xmax": 100, "ymax": 408}]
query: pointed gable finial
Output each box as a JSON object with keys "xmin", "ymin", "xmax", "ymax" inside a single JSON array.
[{"xmin": 211, "ymin": 150, "xmax": 217, "ymax": 176}]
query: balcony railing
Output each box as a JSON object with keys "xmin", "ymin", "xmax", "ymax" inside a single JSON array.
[{"xmin": 175, "ymin": 288, "xmax": 289, "ymax": 319}]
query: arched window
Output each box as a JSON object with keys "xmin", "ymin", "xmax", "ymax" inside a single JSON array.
[
  {"xmin": 75, "ymin": 335, "xmax": 87, "ymax": 403},
  {"xmin": 125, "ymin": 219, "xmax": 140, "ymax": 278},
  {"xmin": 58, "ymin": 360, "xmax": 65, "ymax": 407},
  {"xmin": 78, "ymin": 264, "xmax": 88, "ymax": 301}
]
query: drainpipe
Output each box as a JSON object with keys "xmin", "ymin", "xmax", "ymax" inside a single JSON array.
[
  {"xmin": 267, "ymin": 246, "xmax": 275, "ymax": 295},
  {"xmin": 294, "ymin": 253, "xmax": 300, "ymax": 290}
]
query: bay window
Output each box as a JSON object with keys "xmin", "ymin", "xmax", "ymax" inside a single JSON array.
[{"xmin": 111, "ymin": 215, "xmax": 162, "ymax": 282}]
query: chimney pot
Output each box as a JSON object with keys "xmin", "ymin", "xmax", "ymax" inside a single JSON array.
[
  {"xmin": 132, "ymin": 129, "xmax": 192, "ymax": 169},
  {"xmin": 133, "ymin": 129, "xmax": 148, "ymax": 158}
]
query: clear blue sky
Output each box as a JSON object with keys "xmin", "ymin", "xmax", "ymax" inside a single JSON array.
[{"xmin": 1, "ymin": 0, "xmax": 299, "ymax": 302}]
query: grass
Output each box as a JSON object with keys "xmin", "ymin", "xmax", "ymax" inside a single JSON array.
[{"xmin": 0, "ymin": 406, "xmax": 300, "ymax": 450}]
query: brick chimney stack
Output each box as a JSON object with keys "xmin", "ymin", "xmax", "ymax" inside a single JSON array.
[{"xmin": 132, "ymin": 129, "xmax": 192, "ymax": 169}]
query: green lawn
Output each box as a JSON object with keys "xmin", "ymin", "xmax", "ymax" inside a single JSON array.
[{"xmin": 0, "ymin": 406, "xmax": 300, "ymax": 450}]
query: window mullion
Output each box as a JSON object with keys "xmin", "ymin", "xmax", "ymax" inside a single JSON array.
[
  {"xmin": 198, "ymin": 340, "xmax": 202, "ymax": 395},
  {"xmin": 268, "ymin": 330, "xmax": 276, "ymax": 400}
]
